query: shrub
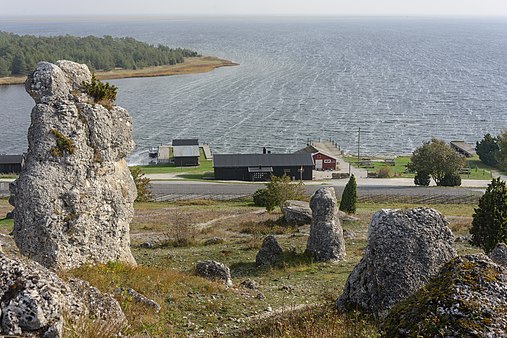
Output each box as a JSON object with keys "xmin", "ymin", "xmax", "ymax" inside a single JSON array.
[
  {"xmin": 476, "ymin": 133, "xmax": 499, "ymax": 167},
  {"xmin": 439, "ymin": 173, "xmax": 462, "ymax": 187},
  {"xmin": 253, "ymin": 188, "xmax": 277, "ymax": 212},
  {"xmin": 254, "ymin": 174, "xmax": 306, "ymax": 212},
  {"xmin": 377, "ymin": 166, "xmax": 391, "ymax": 178},
  {"xmin": 408, "ymin": 138, "xmax": 465, "ymax": 185},
  {"xmin": 470, "ymin": 177, "xmax": 507, "ymax": 253},
  {"xmin": 339, "ymin": 174, "xmax": 357, "ymax": 214},
  {"xmin": 129, "ymin": 167, "xmax": 152, "ymax": 202},
  {"xmin": 82, "ymin": 75, "xmax": 118, "ymax": 109},
  {"xmin": 414, "ymin": 171, "xmax": 431, "ymax": 186}
]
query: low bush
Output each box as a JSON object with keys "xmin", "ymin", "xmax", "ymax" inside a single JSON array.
[
  {"xmin": 82, "ymin": 75, "xmax": 117, "ymax": 109},
  {"xmin": 439, "ymin": 173, "xmax": 462, "ymax": 187},
  {"xmin": 130, "ymin": 167, "xmax": 153, "ymax": 202},
  {"xmin": 339, "ymin": 175, "xmax": 357, "ymax": 214},
  {"xmin": 377, "ymin": 167, "xmax": 391, "ymax": 178},
  {"xmin": 414, "ymin": 171, "xmax": 431, "ymax": 186}
]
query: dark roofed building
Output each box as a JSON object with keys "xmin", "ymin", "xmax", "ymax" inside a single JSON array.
[
  {"xmin": 172, "ymin": 139, "xmax": 199, "ymax": 146},
  {"xmin": 0, "ymin": 155, "xmax": 24, "ymax": 174},
  {"xmin": 213, "ymin": 153, "xmax": 314, "ymax": 181},
  {"xmin": 172, "ymin": 139, "xmax": 199, "ymax": 166}
]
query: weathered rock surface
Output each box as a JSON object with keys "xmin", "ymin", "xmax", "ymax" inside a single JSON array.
[
  {"xmin": 9, "ymin": 60, "xmax": 136, "ymax": 269},
  {"xmin": 195, "ymin": 260, "xmax": 232, "ymax": 286},
  {"xmin": 282, "ymin": 200, "xmax": 312, "ymax": 225},
  {"xmin": 306, "ymin": 187, "xmax": 346, "ymax": 261},
  {"xmin": 256, "ymin": 235, "xmax": 283, "ymax": 266},
  {"xmin": 489, "ymin": 242, "xmax": 507, "ymax": 267},
  {"xmin": 337, "ymin": 208, "xmax": 456, "ymax": 318},
  {"xmin": 382, "ymin": 255, "xmax": 507, "ymax": 337},
  {"xmin": 0, "ymin": 254, "xmax": 125, "ymax": 337}
]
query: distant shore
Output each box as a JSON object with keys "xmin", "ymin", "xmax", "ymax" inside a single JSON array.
[{"xmin": 0, "ymin": 56, "xmax": 239, "ymax": 86}]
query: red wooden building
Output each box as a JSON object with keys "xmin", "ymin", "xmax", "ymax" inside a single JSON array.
[
  {"xmin": 295, "ymin": 145, "xmax": 337, "ymax": 171},
  {"xmin": 312, "ymin": 152, "xmax": 337, "ymax": 171}
]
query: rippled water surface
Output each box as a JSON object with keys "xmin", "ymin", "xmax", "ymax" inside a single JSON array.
[{"xmin": 1, "ymin": 17, "xmax": 506, "ymax": 163}]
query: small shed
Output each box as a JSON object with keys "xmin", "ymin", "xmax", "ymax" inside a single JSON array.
[
  {"xmin": 450, "ymin": 141, "xmax": 476, "ymax": 158},
  {"xmin": 0, "ymin": 154, "xmax": 24, "ymax": 174},
  {"xmin": 172, "ymin": 139, "xmax": 199, "ymax": 166},
  {"xmin": 213, "ymin": 153, "xmax": 314, "ymax": 181},
  {"xmin": 296, "ymin": 145, "xmax": 337, "ymax": 171}
]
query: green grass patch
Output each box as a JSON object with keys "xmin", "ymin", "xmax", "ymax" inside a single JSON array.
[{"xmin": 132, "ymin": 148, "xmax": 213, "ymax": 178}]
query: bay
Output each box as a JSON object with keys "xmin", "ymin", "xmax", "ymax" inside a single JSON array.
[{"xmin": 0, "ymin": 17, "xmax": 506, "ymax": 163}]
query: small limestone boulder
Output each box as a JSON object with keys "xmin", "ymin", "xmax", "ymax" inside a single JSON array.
[
  {"xmin": 256, "ymin": 235, "xmax": 283, "ymax": 266},
  {"xmin": 337, "ymin": 207, "xmax": 456, "ymax": 319},
  {"xmin": 489, "ymin": 243, "xmax": 507, "ymax": 267},
  {"xmin": 195, "ymin": 260, "xmax": 232, "ymax": 286},
  {"xmin": 382, "ymin": 255, "xmax": 507, "ymax": 337},
  {"xmin": 282, "ymin": 200, "xmax": 312, "ymax": 225},
  {"xmin": 306, "ymin": 187, "xmax": 346, "ymax": 261},
  {"xmin": 0, "ymin": 254, "xmax": 125, "ymax": 337}
]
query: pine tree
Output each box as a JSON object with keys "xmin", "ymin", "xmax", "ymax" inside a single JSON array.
[
  {"xmin": 470, "ymin": 177, "xmax": 507, "ymax": 253},
  {"xmin": 339, "ymin": 174, "xmax": 357, "ymax": 214}
]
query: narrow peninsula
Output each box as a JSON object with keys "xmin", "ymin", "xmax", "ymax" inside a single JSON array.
[{"xmin": 0, "ymin": 32, "xmax": 238, "ymax": 85}]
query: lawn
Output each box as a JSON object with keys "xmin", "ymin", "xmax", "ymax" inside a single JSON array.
[
  {"xmin": 343, "ymin": 155, "xmax": 494, "ymax": 180},
  {"xmin": 133, "ymin": 148, "xmax": 213, "ymax": 178}
]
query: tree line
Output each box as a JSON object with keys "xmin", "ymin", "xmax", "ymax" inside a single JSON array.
[{"xmin": 0, "ymin": 31, "xmax": 199, "ymax": 76}]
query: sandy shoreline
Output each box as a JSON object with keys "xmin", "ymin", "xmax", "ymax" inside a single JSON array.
[{"xmin": 0, "ymin": 56, "xmax": 239, "ymax": 86}]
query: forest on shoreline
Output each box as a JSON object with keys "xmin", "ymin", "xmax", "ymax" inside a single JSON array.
[{"xmin": 0, "ymin": 31, "xmax": 199, "ymax": 76}]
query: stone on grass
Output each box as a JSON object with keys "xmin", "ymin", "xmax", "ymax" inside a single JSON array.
[
  {"xmin": 204, "ymin": 237, "xmax": 224, "ymax": 246},
  {"xmin": 306, "ymin": 187, "xmax": 346, "ymax": 261},
  {"xmin": 195, "ymin": 260, "xmax": 232, "ymax": 286},
  {"xmin": 382, "ymin": 255, "xmax": 507, "ymax": 337},
  {"xmin": 337, "ymin": 207, "xmax": 456, "ymax": 319},
  {"xmin": 0, "ymin": 254, "xmax": 125, "ymax": 337},
  {"xmin": 489, "ymin": 243, "xmax": 507, "ymax": 267},
  {"xmin": 115, "ymin": 287, "xmax": 161, "ymax": 313},
  {"xmin": 240, "ymin": 279, "xmax": 259, "ymax": 290},
  {"xmin": 256, "ymin": 235, "xmax": 283, "ymax": 266},
  {"xmin": 282, "ymin": 200, "xmax": 312, "ymax": 225},
  {"xmin": 9, "ymin": 60, "xmax": 136, "ymax": 269}
]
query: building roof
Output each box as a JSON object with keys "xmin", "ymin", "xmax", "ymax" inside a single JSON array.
[
  {"xmin": 173, "ymin": 145, "xmax": 199, "ymax": 158},
  {"xmin": 213, "ymin": 153, "xmax": 314, "ymax": 168},
  {"xmin": 295, "ymin": 145, "xmax": 337, "ymax": 160},
  {"xmin": 172, "ymin": 139, "xmax": 199, "ymax": 146},
  {"xmin": 450, "ymin": 141, "xmax": 476, "ymax": 157},
  {"xmin": 0, "ymin": 155, "xmax": 24, "ymax": 164}
]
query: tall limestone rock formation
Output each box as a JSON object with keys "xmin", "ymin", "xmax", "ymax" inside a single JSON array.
[{"xmin": 9, "ymin": 60, "xmax": 137, "ymax": 269}]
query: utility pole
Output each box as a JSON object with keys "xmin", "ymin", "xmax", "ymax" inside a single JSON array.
[{"xmin": 357, "ymin": 127, "xmax": 361, "ymax": 160}]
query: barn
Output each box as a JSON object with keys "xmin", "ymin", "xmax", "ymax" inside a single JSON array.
[
  {"xmin": 0, "ymin": 154, "xmax": 24, "ymax": 174},
  {"xmin": 296, "ymin": 145, "xmax": 337, "ymax": 171},
  {"xmin": 172, "ymin": 139, "xmax": 199, "ymax": 166},
  {"xmin": 213, "ymin": 153, "xmax": 314, "ymax": 181}
]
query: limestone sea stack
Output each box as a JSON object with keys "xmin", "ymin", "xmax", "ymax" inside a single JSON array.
[{"xmin": 9, "ymin": 60, "xmax": 137, "ymax": 269}]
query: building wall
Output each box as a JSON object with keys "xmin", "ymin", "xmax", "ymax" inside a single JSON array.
[
  {"xmin": 312, "ymin": 153, "xmax": 336, "ymax": 171},
  {"xmin": 0, "ymin": 163, "xmax": 22, "ymax": 174},
  {"xmin": 174, "ymin": 156, "xmax": 199, "ymax": 167},
  {"xmin": 214, "ymin": 165, "xmax": 313, "ymax": 181}
]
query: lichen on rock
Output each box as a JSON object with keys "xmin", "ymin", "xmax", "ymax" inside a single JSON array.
[
  {"xmin": 9, "ymin": 60, "xmax": 137, "ymax": 270},
  {"xmin": 382, "ymin": 255, "xmax": 507, "ymax": 337}
]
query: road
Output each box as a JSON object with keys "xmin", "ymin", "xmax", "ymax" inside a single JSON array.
[{"xmin": 1, "ymin": 178, "xmax": 486, "ymax": 203}]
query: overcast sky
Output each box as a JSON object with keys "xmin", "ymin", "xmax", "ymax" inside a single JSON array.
[{"xmin": 3, "ymin": 0, "xmax": 507, "ymax": 17}]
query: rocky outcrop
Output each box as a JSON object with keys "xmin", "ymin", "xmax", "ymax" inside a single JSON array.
[
  {"xmin": 282, "ymin": 200, "xmax": 312, "ymax": 225},
  {"xmin": 256, "ymin": 235, "xmax": 283, "ymax": 266},
  {"xmin": 9, "ymin": 60, "xmax": 136, "ymax": 269},
  {"xmin": 0, "ymin": 254, "xmax": 125, "ymax": 337},
  {"xmin": 195, "ymin": 260, "xmax": 232, "ymax": 286},
  {"xmin": 382, "ymin": 255, "xmax": 507, "ymax": 337},
  {"xmin": 489, "ymin": 243, "xmax": 507, "ymax": 267},
  {"xmin": 306, "ymin": 187, "xmax": 345, "ymax": 261},
  {"xmin": 337, "ymin": 208, "xmax": 456, "ymax": 318}
]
